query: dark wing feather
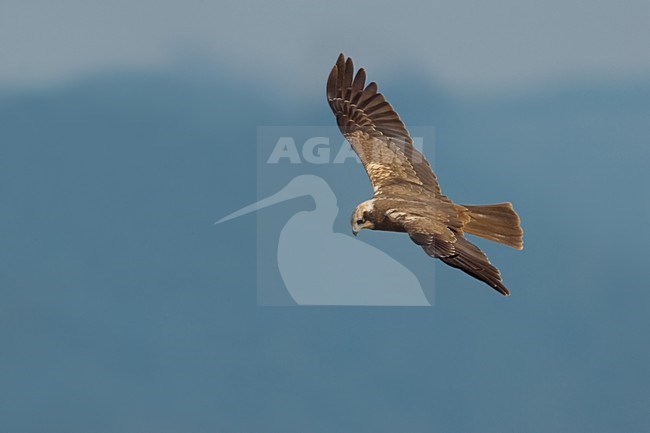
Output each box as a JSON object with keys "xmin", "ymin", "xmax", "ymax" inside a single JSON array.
[
  {"xmin": 383, "ymin": 198, "xmax": 509, "ymax": 295},
  {"xmin": 440, "ymin": 234, "xmax": 510, "ymax": 296},
  {"xmin": 327, "ymin": 54, "xmax": 445, "ymax": 197}
]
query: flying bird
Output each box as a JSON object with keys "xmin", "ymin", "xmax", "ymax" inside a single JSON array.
[{"xmin": 327, "ymin": 54, "xmax": 523, "ymax": 296}]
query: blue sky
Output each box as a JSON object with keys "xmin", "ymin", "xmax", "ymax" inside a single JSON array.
[{"xmin": 1, "ymin": 1, "xmax": 649, "ymax": 432}]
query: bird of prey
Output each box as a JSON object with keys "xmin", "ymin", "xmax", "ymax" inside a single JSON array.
[{"xmin": 327, "ymin": 54, "xmax": 523, "ymax": 296}]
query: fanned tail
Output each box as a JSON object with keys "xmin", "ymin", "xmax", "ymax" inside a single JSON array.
[{"xmin": 462, "ymin": 202, "xmax": 523, "ymax": 250}]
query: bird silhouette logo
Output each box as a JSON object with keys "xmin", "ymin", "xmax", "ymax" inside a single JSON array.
[{"xmin": 216, "ymin": 175, "xmax": 430, "ymax": 306}]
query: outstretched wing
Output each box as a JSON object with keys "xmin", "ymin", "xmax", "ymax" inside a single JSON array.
[
  {"xmin": 327, "ymin": 54, "xmax": 444, "ymax": 197},
  {"xmin": 386, "ymin": 204, "xmax": 509, "ymax": 296},
  {"xmin": 440, "ymin": 235, "xmax": 510, "ymax": 296},
  {"xmin": 385, "ymin": 202, "xmax": 462, "ymax": 260}
]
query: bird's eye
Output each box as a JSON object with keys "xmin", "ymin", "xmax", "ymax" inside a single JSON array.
[{"xmin": 356, "ymin": 219, "xmax": 364, "ymax": 224}]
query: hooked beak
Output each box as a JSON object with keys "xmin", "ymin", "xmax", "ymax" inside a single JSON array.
[{"xmin": 352, "ymin": 228, "xmax": 358, "ymax": 236}]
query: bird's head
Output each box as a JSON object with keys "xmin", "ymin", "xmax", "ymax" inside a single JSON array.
[{"xmin": 351, "ymin": 200, "xmax": 376, "ymax": 236}]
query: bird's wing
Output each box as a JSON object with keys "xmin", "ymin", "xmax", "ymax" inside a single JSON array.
[
  {"xmin": 385, "ymin": 206, "xmax": 459, "ymax": 259},
  {"xmin": 440, "ymin": 235, "xmax": 510, "ymax": 296},
  {"xmin": 386, "ymin": 205, "xmax": 509, "ymax": 296},
  {"xmin": 327, "ymin": 54, "xmax": 446, "ymax": 197}
]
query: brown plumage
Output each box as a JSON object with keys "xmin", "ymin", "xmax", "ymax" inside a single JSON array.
[{"xmin": 327, "ymin": 53, "xmax": 523, "ymax": 296}]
